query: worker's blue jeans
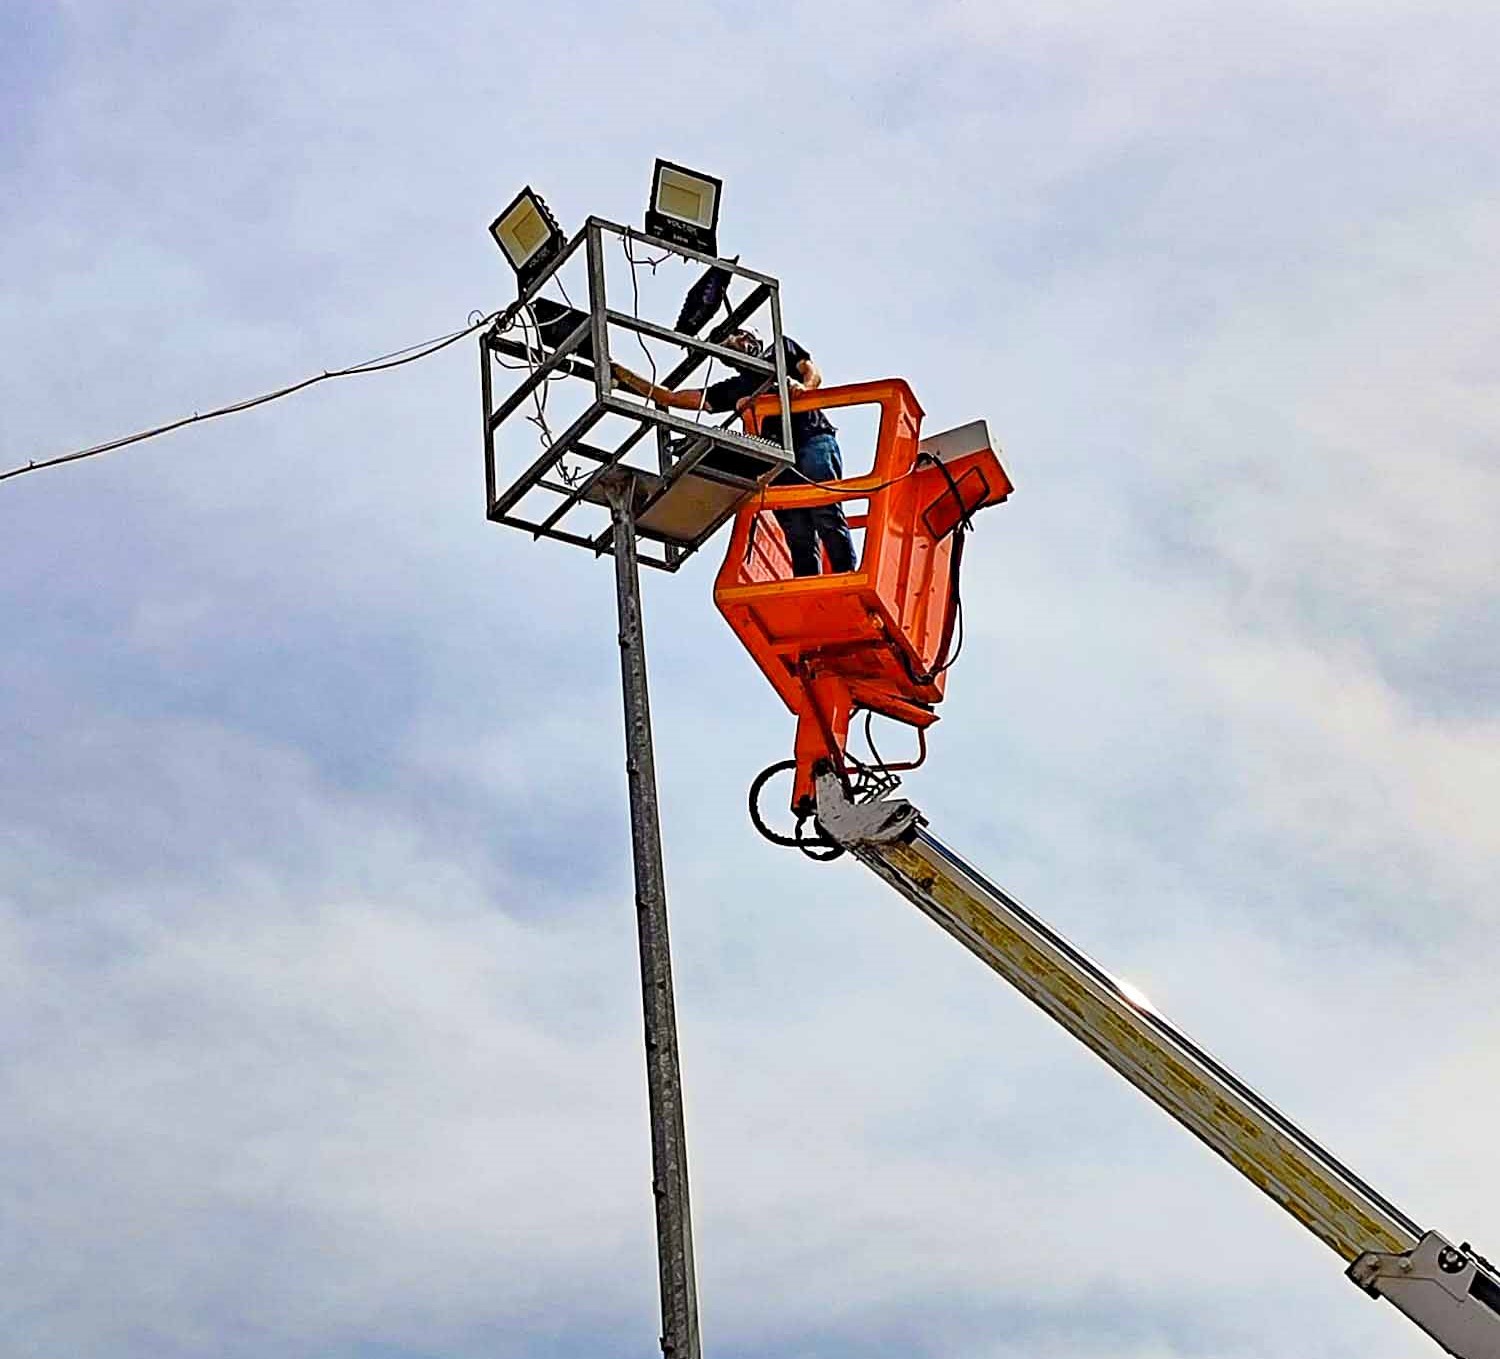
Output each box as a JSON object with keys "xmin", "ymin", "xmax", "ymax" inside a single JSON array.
[{"xmin": 774, "ymin": 432, "xmax": 858, "ymax": 576}]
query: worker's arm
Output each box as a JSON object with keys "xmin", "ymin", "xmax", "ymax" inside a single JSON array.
[
  {"xmin": 611, "ymin": 362, "xmax": 708, "ymax": 411},
  {"xmin": 734, "ymin": 372, "xmax": 806, "ymax": 415},
  {"xmin": 731, "ymin": 356, "xmax": 815, "ymax": 412}
]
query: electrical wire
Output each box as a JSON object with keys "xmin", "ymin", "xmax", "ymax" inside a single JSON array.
[
  {"xmin": 1, "ymin": 307, "xmax": 512, "ymax": 486},
  {"xmin": 616, "ymin": 237, "xmax": 724, "ymax": 459},
  {"xmin": 620, "ymin": 235, "xmax": 722, "ymax": 412},
  {"xmin": 486, "ymin": 287, "xmax": 589, "ymax": 483},
  {"xmin": 621, "ymin": 235, "xmax": 663, "ymax": 393},
  {"xmin": 517, "ymin": 305, "xmax": 559, "ymax": 451},
  {"xmin": 623, "ymin": 238, "xmax": 672, "ymax": 272},
  {"xmin": 784, "ymin": 458, "xmax": 921, "ymax": 495}
]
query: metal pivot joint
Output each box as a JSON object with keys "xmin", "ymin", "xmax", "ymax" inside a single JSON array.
[
  {"xmin": 1349, "ymin": 1234, "xmax": 1500, "ymax": 1358},
  {"xmin": 811, "ymin": 767, "xmax": 921, "ymax": 846},
  {"xmin": 606, "ymin": 472, "xmax": 702, "ymax": 1359}
]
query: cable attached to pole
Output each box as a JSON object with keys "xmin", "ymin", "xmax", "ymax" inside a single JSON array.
[{"xmin": 2, "ymin": 302, "xmax": 520, "ymax": 486}]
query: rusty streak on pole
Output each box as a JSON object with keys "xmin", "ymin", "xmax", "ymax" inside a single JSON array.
[{"xmin": 605, "ymin": 472, "xmax": 703, "ymax": 1359}]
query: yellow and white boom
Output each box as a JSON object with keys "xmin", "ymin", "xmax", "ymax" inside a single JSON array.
[{"xmin": 814, "ymin": 774, "xmax": 1500, "ymax": 1359}]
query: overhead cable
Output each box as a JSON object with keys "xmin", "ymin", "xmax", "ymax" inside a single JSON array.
[{"xmin": 1, "ymin": 304, "xmax": 517, "ymax": 486}]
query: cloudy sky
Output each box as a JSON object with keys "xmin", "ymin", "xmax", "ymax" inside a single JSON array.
[{"xmin": 4, "ymin": 2, "xmax": 1500, "ymax": 1356}]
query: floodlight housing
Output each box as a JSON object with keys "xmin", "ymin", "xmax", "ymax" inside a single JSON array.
[
  {"xmin": 490, "ymin": 186, "xmax": 566, "ymax": 293},
  {"xmin": 645, "ymin": 159, "xmax": 722, "ymax": 256}
]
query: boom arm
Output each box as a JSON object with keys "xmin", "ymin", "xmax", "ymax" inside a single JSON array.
[{"xmin": 814, "ymin": 773, "xmax": 1500, "ymax": 1358}]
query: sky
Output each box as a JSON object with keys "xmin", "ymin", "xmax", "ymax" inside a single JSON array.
[{"xmin": 3, "ymin": 1, "xmax": 1500, "ymax": 1356}]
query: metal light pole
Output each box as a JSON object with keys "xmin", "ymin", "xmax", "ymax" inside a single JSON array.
[
  {"xmin": 605, "ymin": 472, "xmax": 702, "ymax": 1359},
  {"xmin": 483, "ymin": 212, "xmax": 792, "ymax": 1359}
]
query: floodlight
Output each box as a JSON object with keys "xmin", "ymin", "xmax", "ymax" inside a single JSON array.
[
  {"xmin": 645, "ymin": 159, "xmax": 722, "ymax": 256},
  {"xmin": 490, "ymin": 186, "xmax": 566, "ymax": 293}
]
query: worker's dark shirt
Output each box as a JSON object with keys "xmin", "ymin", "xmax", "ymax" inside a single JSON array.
[{"xmin": 703, "ymin": 335, "xmax": 835, "ymax": 448}]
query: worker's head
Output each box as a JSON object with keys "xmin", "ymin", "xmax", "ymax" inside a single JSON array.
[{"xmin": 723, "ymin": 327, "xmax": 764, "ymax": 359}]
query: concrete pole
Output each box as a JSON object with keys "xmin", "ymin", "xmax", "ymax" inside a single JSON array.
[{"xmin": 605, "ymin": 474, "xmax": 703, "ymax": 1359}]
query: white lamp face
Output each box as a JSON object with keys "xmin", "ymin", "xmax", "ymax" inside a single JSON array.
[
  {"xmin": 656, "ymin": 167, "xmax": 717, "ymax": 229},
  {"xmin": 495, "ymin": 196, "xmax": 549, "ymax": 268}
]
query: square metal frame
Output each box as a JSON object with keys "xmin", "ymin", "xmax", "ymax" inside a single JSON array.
[{"xmin": 482, "ymin": 217, "xmax": 794, "ymax": 572}]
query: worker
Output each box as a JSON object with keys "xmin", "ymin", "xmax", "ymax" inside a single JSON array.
[{"xmin": 611, "ymin": 329, "xmax": 857, "ymax": 576}]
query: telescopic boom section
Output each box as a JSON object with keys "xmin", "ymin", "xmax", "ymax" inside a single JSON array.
[{"xmin": 811, "ymin": 774, "xmax": 1500, "ymax": 1359}]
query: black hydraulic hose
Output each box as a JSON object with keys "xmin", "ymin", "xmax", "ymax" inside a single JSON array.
[
  {"xmin": 747, "ymin": 759, "xmax": 845, "ymax": 861},
  {"xmin": 891, "ymin": 452, "xmax": 972, "ymax": 690},
  {"xmin": 748, "ymin": 760, "xmax": 802, "ymax": 847}
]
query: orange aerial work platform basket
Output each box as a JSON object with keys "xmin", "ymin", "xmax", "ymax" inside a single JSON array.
[{"xmin": 714, "ymin": 378, "xmax": 1013, "ymax": 820}]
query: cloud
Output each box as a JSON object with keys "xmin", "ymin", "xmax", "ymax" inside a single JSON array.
[{"xmin": 3, "ymin": 1, "xmax": 1498, "ymax": 1356}]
